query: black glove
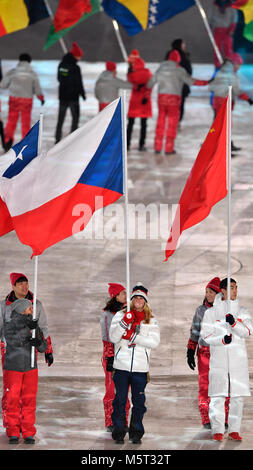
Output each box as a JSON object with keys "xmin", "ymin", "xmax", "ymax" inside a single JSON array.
[
  {"xmin": 141, "ymin": 97, "xmax": 148, "ymax": 105},
  {"xmin": 187, "ymin": 348, "xmax": 196, "ymax": 370},
  {"xmin": 45, "ymin": 353, "xmax": 54, "ymax": 366},
  {"xmin": 83, "ymin": 94, "xmax": 86, "ymax": 101},
  {"xmin": 26, "ymin": 318, "xmax": 38, "ymax": 330},
  {"xmin": 137, "ymin": 83, "xmax": 145, "ymax": 91},
  {"xmin": 248, "ymin": 98, "xmax": 253, "ymax": 105},
  {"xmin": 223, "ymin": 334, "xmax": 232, "ymax": 344},
  {"xmin": 106, "ymin": 356, "xmax": 114, "ymax": 372},
  {"xmin": 30, "ymin": 336, "xmax": 42, "ymax": 347},
  {"xmin": 208, "ymin": 77, "xmax": 215, "ymax": 83},
  {"xmin": 226, "ymin": 314, "xmax": 235, "ymax": 325}
]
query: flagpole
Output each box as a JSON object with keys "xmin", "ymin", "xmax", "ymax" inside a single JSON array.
[
  {"xmin": 31, "ymin": 113, "xmax": 43, "ymax": 368},
  {"xmin": 112, "ymin": 20, "xmax": 128, "ymax": 62},
  {"xmin": 44, "ymin": 0, "xmax": 68, "ymax": 54},
  {"xmin": 121, "ymin": 91, "xmax": 130, "ymax": 310},
  {"xmin": 194, "ymin": 0, "xmax": 223, "ymax": 66},
  {"xmin": 227, "ymin": 86, "xmax": 232, "ymax": 310}
]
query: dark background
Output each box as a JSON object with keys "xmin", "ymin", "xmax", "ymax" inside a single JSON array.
[{"xmin": 0, "ymin": 0, "xmax": 252, "ymax": 63}]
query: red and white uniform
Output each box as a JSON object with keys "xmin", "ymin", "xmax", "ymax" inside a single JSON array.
[
  {"xmin": 127, "ymin": 60, "xmax": 152, "ymax": 119},
  {"xmin": 209, "ymin": 1, "xmax": 237, "ymax": 67}
]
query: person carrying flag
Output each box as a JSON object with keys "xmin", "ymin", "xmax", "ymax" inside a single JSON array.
[
  {"xmin": 109, "ymin": 283, "xmax": 160, "ymax": 444},
  {"xmin": 0, "ymin": 272, "xmax": 54, "ymax": 429},
  {"xmin": 187, "ymin": 277, "xmax": 229, "ymax": 428},
  {"xmin": 100, "ymin": 283, "xmax": 130, "ymax": 432},
  {"xmin": 200, "ymin": 277, "xmax": 253, "ymax": 441},
  {"xmin": 94, "ymin": 62, "xmax": 131, "ymax": 112},
  {"xmin": 0, "ymin": 53, "xmax": 44, "ymax": 151}
]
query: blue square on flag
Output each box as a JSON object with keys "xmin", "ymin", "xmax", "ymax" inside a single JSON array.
[{"xmin": 3, "ymin": 121, "xmax": 39, "ymax": 179}]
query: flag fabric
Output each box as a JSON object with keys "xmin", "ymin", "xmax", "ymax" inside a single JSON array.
[
  {"xmin": 0, "ymin": 0, "xmax": 49, "ymax": 37},
  {"xmin": 0, "ymin": 99, "xmax": 123, "ymax": 257},
  {"xmin": 164, "ymin": 97, "xmax": 228, "ymax": 262},
  {"xmin": 44, "ymin": 0, "xmax": 101, "ymax": 50},
  {"xmin": 102, "ymin": 0, "xmax": 195, "ymax": 36},
  {"xmin": 0, "ymin": 122, "xmax": 40, "ymax": 237},
  {"xmin": 233, "ymin": 0, "xmax": 253, "ymax": 41}
]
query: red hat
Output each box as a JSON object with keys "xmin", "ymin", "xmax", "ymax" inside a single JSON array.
[
  {"xmin": 128, "ymin": 49, "xmax": 140, "ymax": 64},
  {"xmin": 10, "ymin": 272, "xmax": 28, "ymax": 286},
  {"xmin": 106, "ymin": 61, "xmax": 116, "ymax": 72},
  {"xmin": 168, "ymin": 50, "xmax": 181, "ymax": 64},
  {"xmin": 206, "ymin": 277, "xmax": 221, "ymax": 293},
  {"xmin": 108, "ymin": 283, "xmax": 125, "ymax": 298},
  {"xmin": 70, "ymin": 42, "xmax": 83, "ymax": 59}
]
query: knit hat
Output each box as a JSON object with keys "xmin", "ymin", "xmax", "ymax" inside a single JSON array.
[
  {"xmin": 11, "ymin": 298, "xmax": 32, "ymax": 314},
  {"xmin": 168, "ymin": 50, "xmax": 181, "ymax": 63},
  {"xmin": 131, "ymin": 282, "xmax": 148, "ymax": 302},
  {"xmin": 10, "ymin": 272, "xmax": 28, "ymax": 286},
  {"xmin": 206, "ymin": 277, "xmax": 221, "ymax": 293},
  {"xmin": 106, "ymin": 61, "xmax": 116, "ymax": 72},
  {"xmin": 108, "ymin": 283, "xmax": 125, "ymax": 298},
  {"xmin": 70, "ymin": 42, "xmax": 83, "ymax": 59},
  {"xmin": 128, "ymin": 49, "xmax": 140, "ymax": 63}
]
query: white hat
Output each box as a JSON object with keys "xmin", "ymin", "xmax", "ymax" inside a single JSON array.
[{"xmin": 131, "ymin": 282, "xmax": 148, "ymax": 302}]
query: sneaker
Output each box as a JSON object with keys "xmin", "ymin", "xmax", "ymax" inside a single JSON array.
[
  {"xmin": 228, "ymin": 432, "xmax": 242, "ymax": 441},
  {"xmin": 213, "ymin": 433, "xmax": 223, "ymax": 441},
  {"xmin": 24, "ymin": 436, "xmax": 35, "ymax": 444},
  {"xmin": 130, "ymin": 437, "xmax": 142, "ymax": 444},
  {"xmin": 115, "ymin": 438, "xmax": 124, "ymax": 444},
  {"xmin": 8, "ymin": 436, "xmax": 19, "ymax": 444}
]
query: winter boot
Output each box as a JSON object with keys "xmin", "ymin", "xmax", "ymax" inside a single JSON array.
[
  {"xmin": 0, "ymin": 121, "xmax": 5, "ymax": 150},
  {"xmin": 9, "ymin": 436, "xmax": 19, "ymax": 444},
  {"xmin": 231, "ymin": 141, "xmax": 241, "ymax": 152},
  {"xmin": 24, "ymin": 436, "xmax": 35, "ymax": 444}
]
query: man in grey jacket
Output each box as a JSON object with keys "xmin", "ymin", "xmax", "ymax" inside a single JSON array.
[
  {"xmin": 94, "ymin": 61, "xmax": 131, "ymax": 112},
  {"xmin": 0, "ymin": 53, "xmax": 44, "ymax": 150}
]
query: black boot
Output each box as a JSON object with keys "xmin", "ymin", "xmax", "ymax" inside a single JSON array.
[
  {"xmin": 0, "ymin": 120, "xmax": 5, "ymax": 150},
  {"xmin": 231, "ymin": 141, "xmax": 241, "ymax": 152}
]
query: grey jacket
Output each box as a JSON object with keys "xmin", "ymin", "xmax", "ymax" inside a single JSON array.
[
  {"xmin": 100, "ymin": 309, "xmax": 114, "ymax": 343},
  {"xmin": 209, "ymin": 61, "xmax": 242, "ymax": 99},
  {"xmin": 189, "ymin": 304, "xmax": 209, "ymax": 348},
  {"xmin": 94, "ymin": 70, "xmax": 131, "ymax": 103},
  {"xmin": 148, "ymin": 61, "xmax": 195, "ymax": 95},
  {"xmin": 3, "ymin": 311, "xmax": 47, "ymax": 371},
  {"xmin": 209, "ymin": 4, "xmax": 237, "ymax": 30},
  {"xmin": 0, "ymin": 61, "xmax": 43, "ymax": 98}
]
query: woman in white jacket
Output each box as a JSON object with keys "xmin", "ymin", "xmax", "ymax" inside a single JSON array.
[
  {"xmin": 200, "ymin": 277, "xmax": 252, "ymax": 441},
  {"xmin": 109, "ymin": 283, "xmax": 160, "ymax": 444}
]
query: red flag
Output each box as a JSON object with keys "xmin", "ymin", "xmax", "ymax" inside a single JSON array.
[
  {"xmin": 0, "ymin": 197, "xmax": 13, "ymax": 237},
  {"xmin": 164, "ymin": 97, "xmax": 228, "ymax": 261},
  {"xmin": 54, "ymin": 0, "xmax": 92, "ymax": 32}
]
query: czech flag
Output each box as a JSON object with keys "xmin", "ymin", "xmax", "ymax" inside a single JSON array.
[
  {"xmin": 0, "ymin": 99, "xmax": 124, "ymax": 257},
  {"xmin": 0, "ymin": 122, "xmax": 39, "ymax": 237}
]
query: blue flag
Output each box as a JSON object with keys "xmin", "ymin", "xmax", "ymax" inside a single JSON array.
[{"xmin": 3, "ymin": 121, "xmax": 39, "ymax": 179}]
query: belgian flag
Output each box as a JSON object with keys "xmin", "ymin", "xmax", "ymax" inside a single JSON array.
[{"xmin": 0, "ymin": 0, "xmax": 49, "ymax": 37}]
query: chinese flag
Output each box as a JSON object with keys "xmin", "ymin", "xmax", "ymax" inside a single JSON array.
[{"xmin": 164, "ymin": 97, "xmax": 228, "ymax": 261}]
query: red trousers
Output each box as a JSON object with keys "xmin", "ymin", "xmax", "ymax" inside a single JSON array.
[
  {"xmin": 102, "ymin": 345, "xmax": 130, "ymax": 427},
  {"xmin": 154, "ymin": 94, "xmax": 181, "ymax": 153},
  {"xmin": 4, "ymin": 368, "xmax": 38, "ymax": 438},
  {"xmin": 4, "ymin": 96, "xmax": 33, "ymax": 143},
  {"xmin": 213, "ymin": 27, "xmax": 234, "ymax": 68},
  {"xmin": 99, "ymin": 102, "xmax": 110, "ymax": 112},
  {"xmin": 197, "ymin": 347, "xmax": 229, "ymax": 425}
]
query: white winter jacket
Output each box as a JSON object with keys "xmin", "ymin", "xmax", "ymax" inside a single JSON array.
[
  {"xmin": 209, "ymin": 62, "xmax": 242, "ymax": 99},
  {"xmin": 148, "ymin": 61, "xmax": 194, "ymax": 96},
  {"xmin": 200, "ymin": 295, "xmax": 252, "ymax": 397},
  {"xmin": 109, "ymin": 309, "xmax": 160, "ymax": 373},
  {"xmin": 0, "ymin": 61, "xmax": 42, "ymax": 99},
  {"xmin": 94, "ymin": 70, "xmax": 131, "ymax": 103}
]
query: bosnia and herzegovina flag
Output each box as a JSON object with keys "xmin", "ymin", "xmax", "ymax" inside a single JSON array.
[
  {"xmin": 0, "ymin": 99, "xmax": 123, "ymax": 257},
  {"xmin": 102, "ymin": 0, "xmax": 195, "ymax": 36},
  {"xmin": 0, "ymin": 0, "xmax": 49, "ymax": 37}
]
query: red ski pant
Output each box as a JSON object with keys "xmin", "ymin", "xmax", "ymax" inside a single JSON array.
[
  {"xmin": 213, "ymin": 27, "xmax": 234, "ymax": 68},
  {"xmin": 154, "ymin": 94, "xmax": 181, "ymax": 153},
  {"xmin": 102, "ymin": 353, "xmax": 130, "ymax": 427},
  {"xmin": 4, "ymin": 368, "xmax": 38, "ymax": 438},
  {"xmin": 4, "ymin": 96, "xmax": 33, "ymax": 143},
  {"xmin": 197, "ymin": 347, "xmax": 229, "ymax": 425}
]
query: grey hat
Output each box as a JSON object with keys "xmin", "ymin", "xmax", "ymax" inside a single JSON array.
[{"xmin": 11, "ymin": 298, "xmax": 32, "ymax": 314}]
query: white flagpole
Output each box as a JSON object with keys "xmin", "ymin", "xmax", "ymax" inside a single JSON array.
[
  {"xmin": 194, "ymin": 0, "xmax": 223, "ymax": 66},
  {"xmin": 31, "ymin": 114, "xmax": 43, "ymax": 368},
  {"xmin": 227, "ymin": 87, "xmax": 232, "ymax": 310},
  {"xmin": 112, "ymin": 20, "xmax": 128, "ymax": 62},
  {"xmin": 121, "ymin": 91, "xmax": 130, "ymax": 310},
  {"xmin": 44, "ymin": 0, "xmax": 68, "ymax": 54}
]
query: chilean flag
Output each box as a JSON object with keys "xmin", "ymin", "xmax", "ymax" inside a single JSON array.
[
  {"xmin": 0, "ymin": 99, "xmax": 123, "ymax": 257},
  {"xmin": 0, "ymin": 121, "xmax": 39, "ymax": 237}
]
